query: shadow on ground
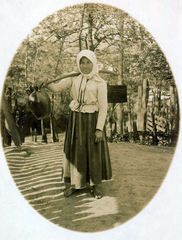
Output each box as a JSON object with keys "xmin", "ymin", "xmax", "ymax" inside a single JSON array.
[{"xmin": 4, "ymin": 140, "xmax": 175, "ymax": 232}]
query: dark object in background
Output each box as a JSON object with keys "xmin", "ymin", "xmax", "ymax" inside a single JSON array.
[
  {"xmin": 27, "ymin": 88, "xmax": 51, "ymax": 120},
  {"xmin": 1, "ymin": 93, "xmax": 22, "ymax": 146},
  {"xmin": 107, "ymin": 85, "xmax": 127, "ymax": 103}
]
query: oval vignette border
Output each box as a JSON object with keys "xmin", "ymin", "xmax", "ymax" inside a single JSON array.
[{"xmin": 0, "ymin": 1, "xmax": 181, "ymax": 240}]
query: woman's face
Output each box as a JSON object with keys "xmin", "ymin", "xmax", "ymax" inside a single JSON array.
[{"xmin": 79, "ymin": 57, "xmax": 93, "ymax": 74}]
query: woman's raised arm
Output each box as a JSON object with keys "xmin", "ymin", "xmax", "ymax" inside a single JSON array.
[{"xmin": 45, "ymin": 77, "xmax": 73, "ymax": 93}]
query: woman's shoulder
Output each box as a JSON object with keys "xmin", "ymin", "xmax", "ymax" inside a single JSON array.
[
  {"xmin": 71, "ymin": 74, "xmax": 82, "ymax": 83},
  {"xmin": 92, "ymin": 75, "xmax": 107, "ymax": 85}
]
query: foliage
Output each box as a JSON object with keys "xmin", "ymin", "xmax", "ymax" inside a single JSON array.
[{"xmin": 2, "ymin": 3, "xmax": 176, "ymax": 136}]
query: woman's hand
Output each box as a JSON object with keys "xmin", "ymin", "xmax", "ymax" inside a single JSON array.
[
  {"xmin": 36, "ymin": 78, "xmax": 50, "ymax": 89},
  {"xmin": 95, "ymin": 129, "xmax": 103, "ymax": 143}
]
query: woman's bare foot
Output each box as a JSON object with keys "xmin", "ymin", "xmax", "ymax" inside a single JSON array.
[
  {"xmin": 64, "ymin": 187, "xmax": 77, "ymax": 197},
  {"xmin": 91, "ymin": 185, "xmax": 102, "ymax": 199}
]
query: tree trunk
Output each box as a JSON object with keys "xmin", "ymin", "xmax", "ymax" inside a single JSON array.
[
  {"xmin": 1, "ymin": 92, "xmax": 22, "ymax": 146},
  {"xmin": 33, "ymin": 48, "xmax": 39, "ymax": 83},
  {"xmin": 137, "ymin": 85, "xmax": 143, "ymax": 131},
  {"xmin": 41, "ymin": 119, "xmax": 47, "ymax": 143},
  {"xmin": 3, "ymin": 88, "xmax": 12, "ymax": 146},
  {"xmin": 86, "ymin": 4, "xmax": 94, "ymax": 51},
  {"xmin": 152, "ymin": 90, "xmax": 157, "ymax": 145},
  {"xmin": 142, "ymin": 78, "xmax": 149, "ymax": 131},
  {"xmin": 117, "ymin": 14, "xmax": 124, "ymax": 135},
  {"xmin": 137, "ymin": 78, "xmax": 148, "ymax": 132},
  {"xmin": 170, "ymin": 85, "xmax": 179, "ymax": 146},
  {"xmin": 50, "ymin": 94, "xmax": 58, "ymax": 143},
  {"xmin": 157, "ymin": 89, "xmax": 161, "ymax": 114},
  {"xmin": 55, "ymin": 39, "xmax": 65, "ymax": 76},
  {"xmin": 25, "ymin": 36, "xmax": 29, "ymax": 86},
  {"xmin": 128, "ymin": 108, "xmax": 132, "ymax": 141},
  {"xmin": 1, "ymin": 109, "xmax": 11, "ymax": 147},
  {"xmin": 79, "ymin": 5, "xmax": 86, "ymax": 51},
  {"xmin": 50, "ymin": 94, "xmax": 54, "ymax": 143}
]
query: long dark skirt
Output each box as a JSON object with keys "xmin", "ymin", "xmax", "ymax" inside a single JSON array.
[{"xmin": 63, "ymin": 110, "xmax": 112, "ymax": 189}]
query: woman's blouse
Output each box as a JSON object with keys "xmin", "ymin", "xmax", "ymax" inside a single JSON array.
[{"xmin": 48, "ymin": 74, "xmax": 107, "ymax": 131}]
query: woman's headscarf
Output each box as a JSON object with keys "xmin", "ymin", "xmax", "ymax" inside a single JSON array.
[
  {"xmin": 77, "ymin": 49, "xmax": 99, "ymax": 79},
  {"xmin": 76, "ymin": 50, "xmax": 102, "ymax": 95},
  {"xmin": 70, "ymin": 50, "xmax": 103, "ymax": 110}
]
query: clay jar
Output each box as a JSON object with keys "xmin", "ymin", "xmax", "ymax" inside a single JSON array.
[{"xmin": 27, "ymin": 87, "xmax": 51, "ymax": 119}]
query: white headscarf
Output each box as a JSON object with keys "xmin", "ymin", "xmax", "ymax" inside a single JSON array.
[
  {"xmin": 77, "ymin": 49, "xmax": 99, "ymax": 79},
  {"xmin": 70, "ymin": 50, "xmax": 102, "ymax": 111},
  {"xmin": 76, "ymin": 50, "xmax": 102, "ymax": 95}
]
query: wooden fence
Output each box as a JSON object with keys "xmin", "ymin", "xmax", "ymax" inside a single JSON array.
[
  {"xmin": 146, "ymin": 112, "xmax": 167, "ymax": 133},
  {"xmin": 124, "ymin": 81, "xmax": 179, "ymax": 146}
]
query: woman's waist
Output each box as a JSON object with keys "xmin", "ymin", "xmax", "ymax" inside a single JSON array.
[{"xmin": 69, "ymin": 99, "xmax": 98, "ymax": 112}]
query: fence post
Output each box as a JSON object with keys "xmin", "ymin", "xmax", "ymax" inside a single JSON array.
[
  {"xmin": 170, "ymin": 85, "xmax": 179, "ymax": 146},
  {"xmin": 137, "ymin": 79, "xmax": 149, "ymax": 144},
  {"xmin": 137, "ymin": 85, "xmax": 143, "ymax": 130}
]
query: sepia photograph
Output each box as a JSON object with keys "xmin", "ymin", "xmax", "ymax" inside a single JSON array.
[{"xmin": 0, "ymin": 0, "xmax": 182, "ymax": 239}]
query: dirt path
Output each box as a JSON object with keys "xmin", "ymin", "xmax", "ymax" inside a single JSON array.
[{"xmin": 4, "ymin": 138, "xmax": 175, "ymax": 233}]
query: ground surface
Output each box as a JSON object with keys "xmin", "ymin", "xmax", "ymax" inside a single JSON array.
[{"xmin": 3, "ymin": 134, "xmax": 175, "ymax": 233}]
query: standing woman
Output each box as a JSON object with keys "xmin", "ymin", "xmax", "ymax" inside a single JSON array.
[{"xmin": 46, "ymin": 49, "xmax": 112, "ymax": 199}]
